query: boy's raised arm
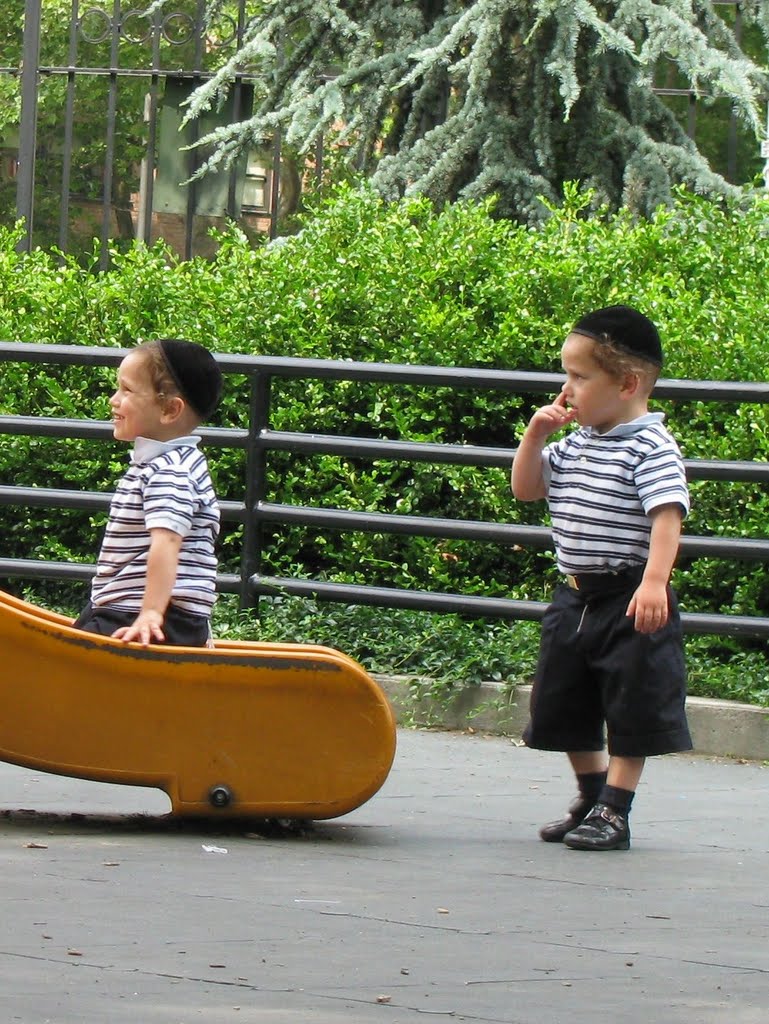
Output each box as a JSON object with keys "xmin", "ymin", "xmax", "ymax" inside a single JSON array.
[{"xmin": 512, "ymin": 392, "xmax": 574, "ymax": 502}]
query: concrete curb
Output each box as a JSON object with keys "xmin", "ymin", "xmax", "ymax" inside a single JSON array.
[{"xmin": 374, "ymin": 676, "xmax": 769, "ymax": 762}]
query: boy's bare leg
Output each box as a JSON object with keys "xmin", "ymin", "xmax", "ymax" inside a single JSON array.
[
  {"xmin": 566, "ymin": 753, "xmax": 645, "ymax": 793},
  {"xmin": 568, "ymin": 751, "xmax": 608, "ymax": 775},
  {"xmin": 607, "ymin": 755, "xmax": 645, "ymax": 792}
]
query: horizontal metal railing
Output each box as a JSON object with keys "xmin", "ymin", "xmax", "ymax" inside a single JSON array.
[{"xmin": 1, "ymin": 341, "xmax": 769, "ymax": 637}]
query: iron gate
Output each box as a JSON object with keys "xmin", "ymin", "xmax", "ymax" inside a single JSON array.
[{"xmin": 8, "ymin": 0, "xmax": 291, "ymax": 265}]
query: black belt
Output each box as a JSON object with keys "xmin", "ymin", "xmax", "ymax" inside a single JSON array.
[{"xmin": 564, "ymin": 567, "xmax": 644, "ymax": 594}]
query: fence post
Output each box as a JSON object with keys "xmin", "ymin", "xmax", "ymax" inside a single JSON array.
[
  {"xmin": 16, "ymin": 0, "xmax": 43, "ymax": 251},
  {"xmin": 240, "ymin": 369, "xmax": 272, "ymax": 610}
]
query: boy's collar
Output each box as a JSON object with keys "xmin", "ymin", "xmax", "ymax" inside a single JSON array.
[
  {"xmin": 131, "ymin": 434, "xmax": 200, "ymax": 464},
  {"xmin": 585, "ymin": 412, "xmax": 665, "ymax": 438}
]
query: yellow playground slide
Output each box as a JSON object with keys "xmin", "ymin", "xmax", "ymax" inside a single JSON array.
[{"xmin": 0, "ymin": 588, "xmax": 397, "ymax": 820}]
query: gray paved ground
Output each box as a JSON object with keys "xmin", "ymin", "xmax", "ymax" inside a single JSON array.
[{"xmin": 0, "ymin": 728, "xmax": 767, "ymax": 1024}]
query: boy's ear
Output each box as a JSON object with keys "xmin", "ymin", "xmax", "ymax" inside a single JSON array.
[
  {"xmin": 161, "ymin": 395, "xmax": 186, "ymax": 423},
  {"xmin": 620, "ymin": 371, "xmax": 641, "ymax": 397}
]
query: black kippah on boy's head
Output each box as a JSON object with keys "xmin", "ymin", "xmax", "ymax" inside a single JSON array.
[
  {"xmin": 157, "ymin": 338, "xmax": 222, "ymax": 420},
  {"xmin": 571, "ymin": 305, "xmax": 663, "ymax": 367}
]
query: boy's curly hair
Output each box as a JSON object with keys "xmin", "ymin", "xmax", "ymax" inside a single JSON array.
[
  {"xmin": 133, "ymin": 341, "xmax": 182, "ymax": 409},
  {"xmin": 590, "ymin": 334, "xmax": 661, "ymax": 393}
]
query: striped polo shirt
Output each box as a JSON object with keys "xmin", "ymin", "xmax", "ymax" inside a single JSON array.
[
  {"xmin": 91, "ymin": 435, "xmax": 220, "ymax": 618},
  {"xmin": 541, "ymin": 413, "xmax": 689, "ymax": 575}
]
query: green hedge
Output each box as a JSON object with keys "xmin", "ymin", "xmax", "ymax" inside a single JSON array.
[{"xmin": 2, "ymin": 182, "xmax": 769, "ymax": 699}]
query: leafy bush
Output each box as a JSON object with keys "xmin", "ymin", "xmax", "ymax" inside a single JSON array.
[
  {"xmin": 213, "ymin": 595, "xmax": 541, "ymax": 692},
  {"xmin": 3, "ymin": 183, "xmax": 769, "ymax": 702}
]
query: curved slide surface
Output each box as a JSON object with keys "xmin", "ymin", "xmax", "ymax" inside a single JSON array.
[{"xmin": 0, "ymin": 589, "xmax": 397, "ymax": 819}]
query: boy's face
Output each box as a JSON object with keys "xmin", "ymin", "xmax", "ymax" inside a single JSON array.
[
  {"xmin": 110, "ymin": 351, "xmax": 168, "ymax": 442},
  {"xmin": 560, "ymin": 333, "xmax": 634, "ymax": 433}
]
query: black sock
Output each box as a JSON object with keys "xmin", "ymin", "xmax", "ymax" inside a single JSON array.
[
  {"xmin": 577, "ymin": 770, "xmax": 607, "ymax": 805},
  {"xmin": 599, "ymin": 784, "xmax": 635, "ymax": 815}
]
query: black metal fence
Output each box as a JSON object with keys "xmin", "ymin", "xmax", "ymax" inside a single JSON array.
[{"xmin": 2, "ymin": 340, "xmax": 769, "ymax": 639}]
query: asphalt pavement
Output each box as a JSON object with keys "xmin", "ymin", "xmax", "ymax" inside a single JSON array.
[{"xmin": 0, "ymin": 728, "xmax": 767, "ymax": 1024}]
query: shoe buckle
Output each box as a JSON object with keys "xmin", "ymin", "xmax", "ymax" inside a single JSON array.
[{"xmin": 595, "ymin": 804, "xmax": 625, "ymax": 829}]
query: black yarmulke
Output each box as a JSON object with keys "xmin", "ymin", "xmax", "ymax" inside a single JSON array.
[
  {"xmin": 571, "ymin": 305, "xmax": 663, "ymax": 367},
  {"xmin": 158, "ymin": 339, "xmax": 222, "ymax": 420}
]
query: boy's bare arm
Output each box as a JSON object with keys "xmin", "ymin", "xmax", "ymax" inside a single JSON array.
[
  {"xmin": 626, "ymin": 504, "xmax": 683, "ymax": 634},
  {"xmin": 511, "ymin": 392, "xmax": 574, "ymax": 501},
  {"xmin": 112, "ymin": 528, "xmax": 183, "ymax": 645}
]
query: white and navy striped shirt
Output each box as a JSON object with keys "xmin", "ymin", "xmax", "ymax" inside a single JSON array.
[
  {"xmin": 542, "ymin": 413, "xmax": 689, "ymax": 575},
  {"xmin": 91, "ymin": 435, "xmax": 220, "ymax": 618}
]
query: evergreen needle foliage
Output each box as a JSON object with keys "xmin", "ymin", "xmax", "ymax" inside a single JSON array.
[{"xmin": 155, "ymin": 0, "xmax": 769, "ymax": 222}]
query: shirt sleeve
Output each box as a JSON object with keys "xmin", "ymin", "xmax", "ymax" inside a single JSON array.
[
  {"xmin": 141, "ymin": 461, "xmax": 196, "ymax": 537},
  {"xmin": 635, "ymin": 438, "xmax": 690, "ymax": 519}
]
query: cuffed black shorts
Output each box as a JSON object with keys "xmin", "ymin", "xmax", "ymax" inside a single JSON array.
[
  {"xmin": 73, "ymin": 601, "xmax": 210, "ymax": 648},
  {"xmin": 523, "ymin": 575, "xmax": 692, "ymax": 758}
]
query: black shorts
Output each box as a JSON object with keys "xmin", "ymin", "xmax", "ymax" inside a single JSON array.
[
  {"xmin": 73, "ymin": 602, "xmax": 211, "ymax": 648},
  {"xmin": 524, "ymin": 576, "xmax": 692, "ymax": 758}
]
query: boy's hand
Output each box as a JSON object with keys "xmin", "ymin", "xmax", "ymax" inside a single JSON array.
[
  {"xmin": 527, "ymin": 391, "xmax": 576, "ymax": 440},
  {"xmin": 512, "ymin": 392, "xmax": 575, "ymax": 501},
  {"xmin": 626, "ymin": 581, "xmax": 669, "ymax": 634},
  {"xmin": 112, "ymin": 609, "xmax": 165, "ymax": 646}
]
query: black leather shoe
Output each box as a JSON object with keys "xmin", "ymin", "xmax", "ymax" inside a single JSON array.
[
  {"xmin": 538, "ymin": 796, "xmax": 593, "ymax": 843},
  {"xmin": 563, "ymin": 803, "xmax": 630, "ymax": 851}
]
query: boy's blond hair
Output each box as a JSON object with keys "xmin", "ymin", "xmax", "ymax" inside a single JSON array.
[
  {"xmin": 588, "ymin": 335, "xmax": 661, "ymax": 394},
  {"xmin": 134, "ymin": 341, "xmax": 182, "ymax": 408}
]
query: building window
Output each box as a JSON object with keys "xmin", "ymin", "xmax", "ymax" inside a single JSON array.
[{"xmin": 242, "ymin": 153, "xmax": 270, "ymax": 212}]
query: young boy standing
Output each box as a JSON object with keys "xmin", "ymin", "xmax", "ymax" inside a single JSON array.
[
  {"xmin": 74, "ymin": 338, "xmax": 222, "ymax": 648},
  {"xmin": 511, "ymin": 305, "xmax": 691, "ymax": 851}
]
